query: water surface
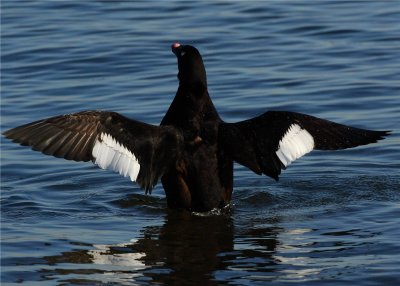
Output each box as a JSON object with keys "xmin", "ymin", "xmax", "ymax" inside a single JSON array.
[{"xmin": 1, "ymin": 1, "xmax": 400, "ymax": 285}]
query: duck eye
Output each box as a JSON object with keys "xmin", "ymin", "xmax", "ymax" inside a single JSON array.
[{"xmin": 180, "ymin": 51, "xmax": 186, "ymax": 57}]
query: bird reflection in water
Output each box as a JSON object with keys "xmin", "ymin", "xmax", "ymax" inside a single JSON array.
[{"xmin": 41, "ymin": 210, "xmax": 281, "ymax": 285}]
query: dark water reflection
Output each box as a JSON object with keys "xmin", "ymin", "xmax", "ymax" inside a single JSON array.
[
  {"xmin": 2, "ymin": 176, "xmax": 399, "ymax": 285},
  {"xmin": 31, "ymin": 209, "xmax": 284, "ymax": 286},
  {"xmin": 37, "ymin": 211, "xmax": 236, "ymax": 285}
]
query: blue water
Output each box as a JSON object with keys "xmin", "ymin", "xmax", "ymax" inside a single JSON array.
[{"xmin": 1, "ymin": 1, "xmax": 400, "ymax": 285}]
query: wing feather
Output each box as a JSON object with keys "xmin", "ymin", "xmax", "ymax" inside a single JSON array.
[
  {"xmin": 3, "ymin": 110, "xmax": 183, "ymax": 192},
  {"xmin": 220, "ymin": 111, "xmax": 389, "ymax": 180}
]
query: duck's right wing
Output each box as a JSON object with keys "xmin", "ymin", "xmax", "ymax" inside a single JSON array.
[{"xmin": 220, "ymin": 111, "xmax": 390, "ymax": 181}]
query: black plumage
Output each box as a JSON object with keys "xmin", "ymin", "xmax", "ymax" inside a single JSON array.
[
  {"xmin": 3, "ymin": 43, "xmax": 390, "ymax": 212},
  {"xmin": 4, "ymin": 111, "xmax": 184, "ymax": 191},
  {"xmin": 220, "ymin": 111, "xmax": 388, "ymax": 181}
]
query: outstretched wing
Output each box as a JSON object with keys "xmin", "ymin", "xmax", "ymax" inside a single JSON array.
[
  {"xmin": 3, "ymin": 110, "xmax": 184, "ymax": 192},
  {"xmin": 220, "ymin": 111, "xmax": 390, "ymax": 181}
]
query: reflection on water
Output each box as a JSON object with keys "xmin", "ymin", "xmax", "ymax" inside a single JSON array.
[
  {"xmin": 39, "ymin": 211, "xmax": 236, "ymax": 285},
  {"xmin": 33, "ymin": 205, "xmax": 392, "ymax": 285},
  {"xmin": 37, "ymin": 208, "xmax": 390, "ymax": 285},
  {"xmin": 2, "ymin": 178, "xmax": 399, "ymax": 285}
]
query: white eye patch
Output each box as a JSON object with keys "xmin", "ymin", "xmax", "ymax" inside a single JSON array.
[{"xmin": 180, "ymin": 51, "xmax": 186, "ymax": 56}]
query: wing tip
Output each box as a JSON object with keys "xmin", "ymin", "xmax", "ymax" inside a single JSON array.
[
  {"xmin": 367, "ymin": 129, "xmax": 391, "ymax": 144},
  {"xmin": 3, "ymin": 128, "xmax": 17, "ymax": 139},
  {"xmin": 3, "ymin": 128, "xmax": 26, "ymax": 145},
  {"xmin": 379, "ymin": 130, "xmax": 391, "ymax": 138}
]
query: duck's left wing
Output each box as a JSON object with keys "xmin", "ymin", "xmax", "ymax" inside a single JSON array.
[{"xmin": 3, "ymin": 110, "xmax": 184, "ymax": 192}]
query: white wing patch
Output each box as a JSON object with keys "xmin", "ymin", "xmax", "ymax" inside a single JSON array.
[
  {"xmin": 92, "ymin": 133, "xmax": 140, "ymax": 182},
  {"xmin": 276, "ymin": 124, "xmax": 314, "ymax": 167}
]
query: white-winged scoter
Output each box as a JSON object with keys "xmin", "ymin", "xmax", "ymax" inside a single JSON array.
[{"xmin": 3, "ymin": 43, "xmax": 390, "ymax": 212}]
